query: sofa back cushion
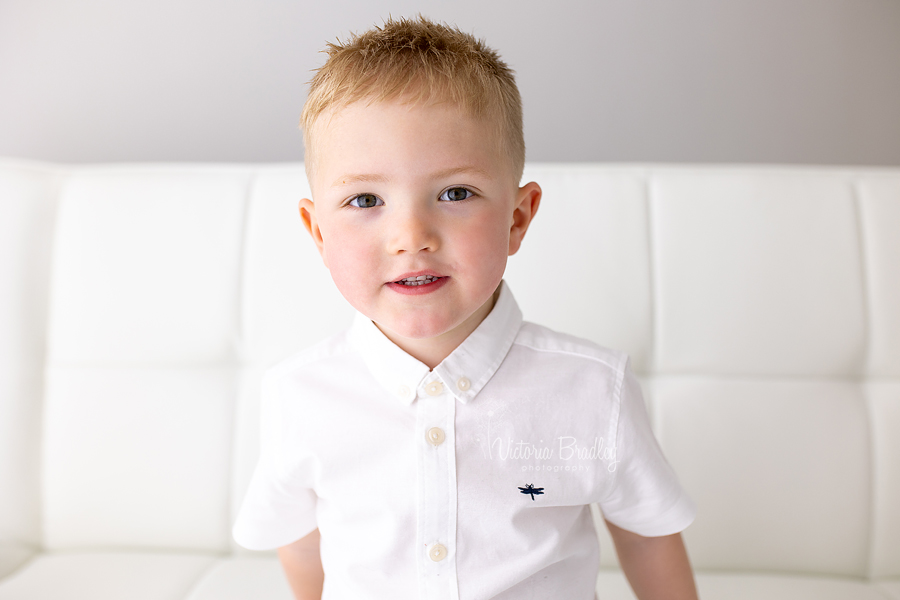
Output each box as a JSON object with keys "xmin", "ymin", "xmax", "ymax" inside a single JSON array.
[{"xmin": 1, "ymin": 160, "xmax": 897, "ymax": 577}]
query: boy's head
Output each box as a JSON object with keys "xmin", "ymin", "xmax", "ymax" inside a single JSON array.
[
  {"xmin": 300, "ymin": 16, "xmax": 525, "ymax": 184},
  {"xmin": 298, "ymin": 17, "xmax": 540, "ymax": 368}
]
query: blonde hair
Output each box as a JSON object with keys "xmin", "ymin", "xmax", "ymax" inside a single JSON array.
[{"xmin": 301, "ymin": 16, "xmax": 524, "ymax": 182}]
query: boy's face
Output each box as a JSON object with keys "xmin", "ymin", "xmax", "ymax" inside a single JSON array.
[{"xmin": 299, "ymin": 99, "xmax": 540, "ymax": 360}]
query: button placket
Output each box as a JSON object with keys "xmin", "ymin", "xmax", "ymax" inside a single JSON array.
[{"xmin": 414, "ymin": 378, "xmax": 458, "ymax": 598}]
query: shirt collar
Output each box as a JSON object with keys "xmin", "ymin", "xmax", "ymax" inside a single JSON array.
[{"xmin": 347, "ymin": 281, "xmax": 523, "ymax": 405}]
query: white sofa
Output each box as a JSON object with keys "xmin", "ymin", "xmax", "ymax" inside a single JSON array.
[{"xmin": 1, "ymin": 157, "xmax": 898, "ymax": 600}]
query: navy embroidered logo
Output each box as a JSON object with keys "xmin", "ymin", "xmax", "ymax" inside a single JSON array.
[{"xmin": 518, "ymin": 483, "xmax": 544, "ymax": 500}]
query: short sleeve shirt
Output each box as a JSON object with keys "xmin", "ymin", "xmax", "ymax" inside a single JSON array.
[{"xmin": 233, "ymin": 282, "xmax": 696, "ymax": 599}]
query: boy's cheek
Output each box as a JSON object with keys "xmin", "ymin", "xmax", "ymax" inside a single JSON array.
[
  {"xmin": 319, "ymin": 238, "xmax": 369, "ymax": 287},
  {"xmin": 311, "ymin": 212, "xmax": 348, "ymax": 265},
  {"xmin": 323, "ymin": 262, "xmax": 374, "ymax": 315}
]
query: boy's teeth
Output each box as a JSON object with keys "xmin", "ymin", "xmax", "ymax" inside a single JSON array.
[{"xmin": 398, "ymin": 275, "xmax": 439, "ymax": 286}]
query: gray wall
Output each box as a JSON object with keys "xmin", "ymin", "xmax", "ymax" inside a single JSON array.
[{"xmin": 1, "ymin": 0, "xmax": 898, "ymax": 166}]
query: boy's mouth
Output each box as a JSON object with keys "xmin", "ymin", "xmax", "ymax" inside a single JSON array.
[
  {"xmin": 387, "ymin": 272, "xmax": 449, "ymax": 295},
  {"xmin": 394, "ymin": 275, "xmax": 443, "ymax": 286}
]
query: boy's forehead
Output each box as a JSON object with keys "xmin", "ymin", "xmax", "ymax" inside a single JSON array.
[{"xmin": 307, "ymin": 97, "xmax": 514, "ymax": 189}]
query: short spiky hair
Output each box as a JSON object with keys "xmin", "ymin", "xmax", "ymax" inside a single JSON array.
[{"xmin": 300, "ymin": 16, "xmax": 525, "ymax": 182}]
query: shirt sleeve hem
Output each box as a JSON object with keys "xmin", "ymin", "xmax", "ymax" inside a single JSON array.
[
  {"xmin": 603, "ymin": 489, "xmax": 697, "ymax": 538},
  {"xmin": 232, "ymin": 517, "xmax": 318, "ymax": 551}
]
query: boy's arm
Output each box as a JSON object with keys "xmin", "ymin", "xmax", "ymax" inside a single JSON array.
[
  {"xmin": 277, "ymin": 528, "xmax": 324, "ymax": 600},
  {"xmin": 605, "ymin": 519, "xmax": 699, "ymax": 600}
]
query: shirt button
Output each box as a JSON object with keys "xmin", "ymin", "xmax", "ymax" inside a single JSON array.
[
  {"xmin": 426, "ymin": 427, "xmax": 445, "ymax": 446},
  {"xmin": 425, "ymin": 381, "xmax": 443, "ymax": 396},
  {"xmin": 428, "ymin": 543, "xmax": 447, "ymax": 562},
  {"xmin": 456, "ymin": 377, "xmax": 471, "ymax": 391},
  {"xmin": 397, "ymin": 384, "xmax": 410, "ymax": 398}
]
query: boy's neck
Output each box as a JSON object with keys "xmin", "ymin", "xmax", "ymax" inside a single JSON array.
[{"xmin": 374, "ymin": 286, "xmax": 500, "ymax": 370}]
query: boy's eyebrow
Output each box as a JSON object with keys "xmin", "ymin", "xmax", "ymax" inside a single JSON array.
[
  {"xmin": 331, "ymin": 166, "xmax": 490, "ymax": 188},
  {"xmin": 331, "ymin": 173, "xmax": 389, "ymax": 187}
]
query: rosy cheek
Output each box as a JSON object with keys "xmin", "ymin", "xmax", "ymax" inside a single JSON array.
[
  {"xmin": 470, "ymin": 220, "xmax": 508, "ymax": 256},
  {"xmin": 321, "ymin": 232, "xmax": 373, "ymax": 294}
]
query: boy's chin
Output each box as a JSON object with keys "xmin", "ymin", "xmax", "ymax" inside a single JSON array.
[
  {"xmin": 374, "ymin": 318, "xmax": 458, "ymax": 342},
  {"xmin": 372, "ymin": 292, "xmax": 499, "ymax": 343}
]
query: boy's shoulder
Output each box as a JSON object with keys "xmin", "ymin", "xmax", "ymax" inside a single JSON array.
[
  {"xmin": 264, "ymin": 327, "xmax": 355, "ymax": 382},
  {"xmin": 513, "ymin": 320, "xmax": 628, "ymax": 375}
]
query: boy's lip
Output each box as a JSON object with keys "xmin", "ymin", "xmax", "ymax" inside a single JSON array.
[
  {"xmin": 385, "ymin": 270, "xmax": 449, "ymax": 295},
  {"xmin": 387, "ymin": 270, "xmax": 446, "ymax": 284}
]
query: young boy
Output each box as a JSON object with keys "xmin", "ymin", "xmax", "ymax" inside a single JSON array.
[{"xmin": 233, "ymin": 16, "xmax": 698, "ymax": 600}]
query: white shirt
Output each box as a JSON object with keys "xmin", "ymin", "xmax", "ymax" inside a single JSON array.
[{"xmin": 233, "ymin": 282, "xmax": 695, "ymax": 599}]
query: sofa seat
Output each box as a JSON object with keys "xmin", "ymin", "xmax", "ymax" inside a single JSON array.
[
  {"xmin": 690, "ymin": 572, "xmax": 900, "ymax": 600},
  {"xmin": 0, "ymin": 552, "xmax": 217, "ymax": 600},
  {"xmin": 1, "ymin": 553, "xmax": 898, "ymax": 599}
]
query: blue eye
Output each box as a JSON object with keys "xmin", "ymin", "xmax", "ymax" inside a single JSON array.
[
  {"xmin": 440, "ymin": 187, "xmax": 473, "ymax": 202},
  {"xmin": 349, "ymin": 194, "xmax": 383, "ymax": 208}
]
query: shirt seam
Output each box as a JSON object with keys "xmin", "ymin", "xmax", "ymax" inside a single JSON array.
[
  {"xmin": 267, "ymin": 370, "xmax": 323, "ymax": 489},
  {"xmin": 510, "ymin": 340, "xmax": 621, "ymax": 372},
  {"xmin": 599, "ymin": 352, "xmax": 628, "ymax": 505}
]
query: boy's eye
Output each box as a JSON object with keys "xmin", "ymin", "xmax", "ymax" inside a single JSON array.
[
  {"xmin": 349, "ymin": 194, "xmax": 383, "ymax": 208},
  {"xmin": 440, "ymin": 187, "xmax": 473, "ymax": 202}
]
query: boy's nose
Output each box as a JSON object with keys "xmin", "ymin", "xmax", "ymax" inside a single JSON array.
[{"xmin": 387, "ymin": 206, "xmax": 440, "ymax": 254}]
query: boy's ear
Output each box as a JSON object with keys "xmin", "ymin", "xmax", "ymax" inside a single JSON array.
[
  {"xmin": 508, "ymin": 181, "xmax": 541, "ymax": 256},
  {"xmin": 299, "ymin": 198, "xmax": 327, "ymax": 265}
]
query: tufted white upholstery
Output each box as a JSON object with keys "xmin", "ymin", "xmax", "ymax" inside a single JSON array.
[{"xmin": 0, "ymin": 158, "xmax": 898, "ymax": 599}]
